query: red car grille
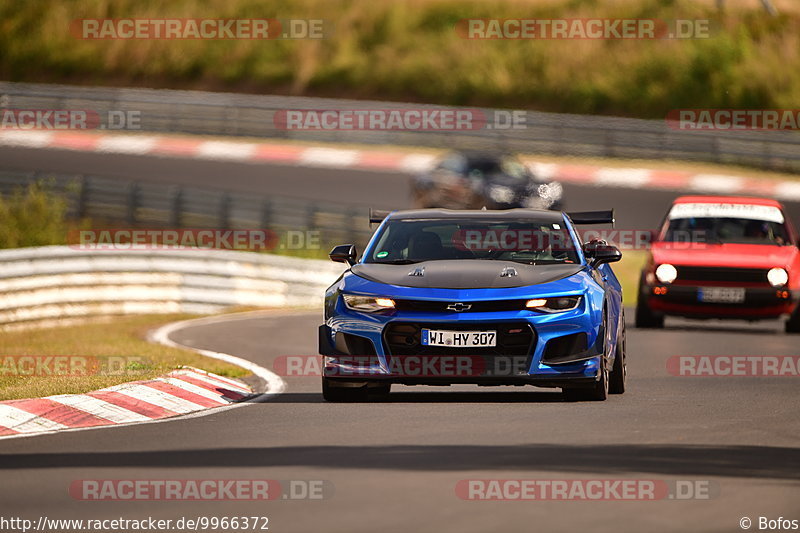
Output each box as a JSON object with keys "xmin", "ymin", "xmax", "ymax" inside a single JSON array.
[{"xmin": 675, "ymin": 266, "xmax": 769, "ymax": 285}]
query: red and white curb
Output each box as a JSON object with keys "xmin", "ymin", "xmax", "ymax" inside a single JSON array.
[
  {"xmin": 0, "ymin": 367, "xmax": 251, "ymax": 438},
  {"xmin": 0, "ymin": 311, "xmax": 288, "ymax": 440},
  {"xmin": 2, "ymin": 129, "xmax": 799, "ymax": 202}
]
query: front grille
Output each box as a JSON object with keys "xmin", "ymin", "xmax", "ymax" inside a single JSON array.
[
  {"xmin": 383, "ymin": 321, "xmax": 534, "ymax": 356},
  {"xmin": 393, "ymin": 299, "xmax": 528, "ymax": 313},
  {"xmin": 675, "ymin": 266, "xmax": 769, "ymax": 284}
]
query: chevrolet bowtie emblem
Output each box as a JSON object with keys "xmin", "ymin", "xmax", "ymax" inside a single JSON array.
[
  {"xmin": 446, "ymin": 302, "xmax": 472, "ymax": 312},
  {"xmin": 500, "ymin": 266, "xmax": 518, "ymax": 277}
]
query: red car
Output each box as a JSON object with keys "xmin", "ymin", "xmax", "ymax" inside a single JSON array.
[{"xmin": 636, "ymin": 195, "xmax": 800, "ymax": 332}]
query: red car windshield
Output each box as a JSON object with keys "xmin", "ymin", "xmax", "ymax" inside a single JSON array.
[{"xmin": 663, "ymin": 216, "xmax": 791, "ymax": 245}]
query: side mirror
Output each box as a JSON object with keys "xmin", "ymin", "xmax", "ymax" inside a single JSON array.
[
  {"xmin": 329, "ymin": 244, "xmax": 357, "ymax": 265},
  {"xmin": 583, "ymin": 239, "xmax": 622, "ymax": 267}
]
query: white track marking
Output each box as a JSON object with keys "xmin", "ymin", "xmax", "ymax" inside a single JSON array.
[
  {"xmin": 0, "ymin": 130, "xmax": 55, "ymax": 148},
  {"xmin": 48, "ymin": 395, "xmax": 152, "ymax": 423},
  {"xmin": 0, "ymin": 310, "xmax": 290, "ymax": 441},
  {"xmin": 399, "ymin": 153, "xmax": 437, "ymax": 172},
  {"xmin": 593, "ymin": 167, "xmax": 652, "ymax": 188},
  {"xmin": 105, "ymin": 383, "xmax": 207, "ymax": 414},
  {"xmin": 152, "ymin": 377, "xmax": 231, "ymax": 403},
  {"xmin": 96, "ymin": 135, "xmax": 158, "ymax": 154},
  {"xmin": 0, "ymin": 405, "xmax": 68, "ymax": 433},
  {"xmin": 527, "ymin": 162, "xmax": 560, "ymax": 181},
  {"xmin": 149, "ymin": 311, "xmax": 288, "ymax": 398},
  {"xmin": 688, "ymin": 174, "xmax": 745, "ymax": 193},
  {"xmin": 774, "ymin": 181, "xmax": 800, "ymax": 201},
  {"xmin": 196, "ymin": 141, "xmax": 258, "ymax": 160},
  {"xmin": 171, "ymin": 370, "xmax": 251, "ymax": 394},
  {"xmin": 300, "ymin": 147, "xmax": 360, "ymax": 167}
]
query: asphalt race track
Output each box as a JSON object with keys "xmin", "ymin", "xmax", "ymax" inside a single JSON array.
[
  {"xmin": 0, "ymin": 311, "xmax": 799, "ymax": 532},
  {"xmin": 2, "ymin": 145, "xmax": 799, "ymax": 228},
  {"xmin": 0, "ymin": 146, "xmax": 799, "ymax": 532}
]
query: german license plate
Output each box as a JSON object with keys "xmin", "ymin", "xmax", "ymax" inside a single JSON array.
[
  {"xmin": 698, "ymin": 287, "xmax": 745, "ymax": 303},
  {"xmin": 421, "ymin": 329, "xmax": 496, "ymax": 347}
]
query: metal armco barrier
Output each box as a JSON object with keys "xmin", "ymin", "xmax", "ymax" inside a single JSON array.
[
  {"xmin": 0, "ymin": 169, "xmax": 376, "ymax": 249},
  {"xmin": 0, "ymin": 246, "xmax": 346, "ymax": 326},
  {"xmin": 2, "ymin": 81, "xmax": 799, "ymax": 172}
]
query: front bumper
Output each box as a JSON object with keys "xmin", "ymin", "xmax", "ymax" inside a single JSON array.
[
  {"xmin": 643, "ymin": 283, "xmax": 798, "ymax": 319},
  {"xmin": 319, "ymin": 298, "xmax": 605, "ymax": 388}
]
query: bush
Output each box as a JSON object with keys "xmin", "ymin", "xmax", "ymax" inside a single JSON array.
[{"xmin": 0, "ymin": 182, "xmax": 69, "ymax": 249}]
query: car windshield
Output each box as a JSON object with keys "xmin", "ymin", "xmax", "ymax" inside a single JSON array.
[
  {"xmin": 365, "ymin": 218, "xmax": 579, "ymax": 264},
  {"xmin": 663, "ymin": 216, "xmax": 791, "ymax": 245}
]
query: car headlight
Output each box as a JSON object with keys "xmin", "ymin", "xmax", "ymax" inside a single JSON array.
[
  {"xmin": 526, "ymin": 296, "xmax": 581, "ymax": 313},
  {"xmin": 655, "ymin": 263, "xmax": 678, "ymax": 284},
  {"xmin": 488, "ymin": 185, "xmax": 515, "ymax": 204},
  {"xmin": 342, "ymin": 294, "xmax": 395, "ymax": 312},
  {"xmin": 767, "ymin": 267, "xmax": 789, "ymax": 288}
]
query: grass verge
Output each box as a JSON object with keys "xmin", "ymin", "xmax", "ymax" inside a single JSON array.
[
  {"xmin": 0, "ymin": 314, "xmax": 249, "ymax": 402},
  {"xmin": 615, "ymin": 249, "xmax": 647, "ymax": 308}
]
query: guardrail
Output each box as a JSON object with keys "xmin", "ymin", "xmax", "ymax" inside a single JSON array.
[
  {"xmin": 0, "ymin": 246, "xmax": 345, "ymax": 327},
  {"xmin": 2, "ymin": 81, "xmax": 800, "ymax": 172},
  {"xmin": 0, "ymin": 168, "xmax": 376, "ymax": 249}
]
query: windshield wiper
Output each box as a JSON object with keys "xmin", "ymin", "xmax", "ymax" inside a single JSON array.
[
  {"xmin": 509, "ymin": 259, "xmax": 571, "ymax": 265},
  {"xmin": 371, "ymin": 259, "xmax": 420, "ymax": 265}
]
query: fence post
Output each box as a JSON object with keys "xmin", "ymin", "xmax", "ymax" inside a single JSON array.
[
  {"xmin": 218, "ymin": 193, "xmax": 230, "ymax": 228},
  {"xmin": 347, "ymin": 207, "xmax": 358, "ymax": 246},
  {"xmin": 77, "ymin": 176, "xmax": 89, "ymax": 219},
  {"xmin": 126, "ymin": 182, "xmax": 140, "ymax": 225},
  {"xmin": 260, "ymin": 199, "xmax": 272, "ymax": 230},
  {"xmin": 306, "ymin": 204, "xmax": 318, "ymax": 232},
  {"xmin": 170, "ymin": 186, "xmax": 184, "ymax": 227}
]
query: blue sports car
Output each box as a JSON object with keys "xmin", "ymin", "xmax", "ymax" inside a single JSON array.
[{"xmin": 319, "ymin": 208, "xmax": 626, "ymax": 402}]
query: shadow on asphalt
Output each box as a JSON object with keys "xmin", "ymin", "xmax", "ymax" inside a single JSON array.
[
  {"xmin": 269, "ymin": 391, "xmax": 566, "ymax": 404},
  {"xmin": 659, "ymin": 319, "xmax": 783, "ymax": 336},
  {"xmin": 1, "ymin": 444, "xmax": 798, "ymax": 480}
]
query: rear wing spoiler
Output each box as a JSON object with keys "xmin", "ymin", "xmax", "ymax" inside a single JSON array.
[
  {"xmin": 369, "ymin": 208, "xmax": 391, "ymax": 226},
  {"xmin": 567, "ymin": 209, "xmax": 615, "ymax": 227}
]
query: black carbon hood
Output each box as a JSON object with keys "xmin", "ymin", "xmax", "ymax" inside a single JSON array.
[{"xmin": 350, "ymin": 260, "xmax": 582, "ymax": 289}]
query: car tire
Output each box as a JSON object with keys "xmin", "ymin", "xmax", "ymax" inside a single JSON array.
[
  {"xmin": 785, "ymin": 307, "xmax": 800, "ymax": 334},
  {"xmin": 608, "ymin": 322, "xmax": 626, "ymax": 395},
  {"xmin": 322, "ymin": 378, "xmax": 368, "ymax": 402},
  {"xmin": 370, "ymin": 383, "xmax": 392, "ymax": 397},
  {"xmin": 564, "ymin": 312, "xmax": 610, "ymax": 402},
  {"xmin": 563, "ymin": 365, "xmax": 608, "ymax": 402}
]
